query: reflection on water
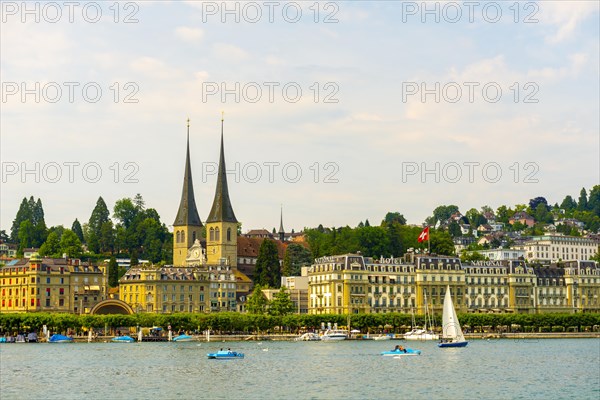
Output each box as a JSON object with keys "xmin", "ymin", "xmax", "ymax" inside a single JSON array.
[{"xmin": 1, "ymin": 339, "xmax": 598, "ymax": 399}]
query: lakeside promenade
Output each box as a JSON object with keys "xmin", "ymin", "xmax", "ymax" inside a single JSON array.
[{"xmin": 52, "ymin": 331, "xmax": 600, "ymax": 342}]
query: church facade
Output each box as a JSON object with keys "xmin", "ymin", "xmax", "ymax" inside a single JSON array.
[{"xmin": 118, "ymin": 118, "xmax": 245, "ymax": 313}]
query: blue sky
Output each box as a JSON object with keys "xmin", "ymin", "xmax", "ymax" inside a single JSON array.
[{"xmin": 1, "ymin": 1, "xmax": 599, "ymax": 233}]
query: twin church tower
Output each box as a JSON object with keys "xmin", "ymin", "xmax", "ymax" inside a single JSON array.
[{"xmin": 172, "ymin": 116, "xmax": 238, "ymax": 268}]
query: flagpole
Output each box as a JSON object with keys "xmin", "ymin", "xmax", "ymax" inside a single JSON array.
[{"xmin": 427, "ymin": 225, "xmax": 431, "ymax": 255}]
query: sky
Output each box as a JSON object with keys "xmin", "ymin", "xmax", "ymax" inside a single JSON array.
[{"xmin": 1, "ymin": 1, "xmax": 599, "ymax": 234}]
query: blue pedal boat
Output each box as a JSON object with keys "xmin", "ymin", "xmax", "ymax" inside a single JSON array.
[
  {"xmin": 49, "ymin": 334, "xmax": 73, "ymax": 343},
  {"xmin": 111, "ymin": 335, "xmax": 135, "ymax": 343},
  {"xmin": 207, "ymin": 350, "xmax": 244, "ymax": 359},
  {"xmin": 381, "ymin": 348, "xmax": 421, "ymax": 356},
  {"xmin": 172, "ymin": 334, "xmax": 193, "ymax": 342}
]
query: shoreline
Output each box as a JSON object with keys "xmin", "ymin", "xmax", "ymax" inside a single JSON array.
[{"xmin": 25, "ymin": 331, "xmax": 600, "ymax": 343}]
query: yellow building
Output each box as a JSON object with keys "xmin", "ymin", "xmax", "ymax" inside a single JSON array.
[
  {"xmin": 0, "ymin": 254, "xmax": 107, "ymax": 313},
  {"xmin": 308, "ymin": 253, "xmax": 600, "ymax": 315}
]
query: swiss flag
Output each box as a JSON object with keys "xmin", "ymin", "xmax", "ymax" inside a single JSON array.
[{"xmin": 417, "ymin": 226, "xmax": 429, "ymax": 243}]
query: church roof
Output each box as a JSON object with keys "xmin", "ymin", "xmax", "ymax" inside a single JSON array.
[
  {"xmin": 206, "ymin": 120, "xmax": 238, "ymax": 223},
  {"xmin": 173, "ymin": 124, "xmax": 202, "ymax": 227}
]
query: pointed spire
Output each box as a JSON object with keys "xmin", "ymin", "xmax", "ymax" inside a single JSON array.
[
  {"xmin": 207, "ymin": 115, "xmax": 238, "ymax": 223},
  {"xmin": 278, "ymin": 205, "xmax": 285, "ymax": 234},
  {"xmin": 173, "ymin": 119, "xmax": 202, "ymax": 227},
  {"xmin": 278, "ymin": 205, "xmax": 285, "ymax": 242}
]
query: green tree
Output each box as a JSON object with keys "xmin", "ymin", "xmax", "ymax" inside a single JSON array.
[
  {"xmin": 130, "ymin": 249, "xmax": 139, "ymax": 267},
  {"xmin": 88, "ymin": 197, "xmax": 110, "ymax": 253},
  {"xmin": 430, "ymin": 229, "xmax": 455, "ymax": 255},
  {"xmin": 59, "ymin": 230, "xmax": 82, "ymax": 258},
  {"xmin": 71, "ymin": 219, "xmax": 84, "ymax": 243},
  {"xmin": 113, "ymin": 198, "xmax": 138, "ymax": 229},
  {"xmin": 534, "ymin": 203, "xmax": 553, "ymax": 224},
  {"xmin": 383, "ymin": 212, "xmax": 407, "ymax": 225},
  {"xmin": 108, "ymin": 256, "xmax": 119, "ymax": 287},
  {"xmin": 268, "ymin": 287, "xmax": 295, "ymax": 316},
  {"xmin": 282, "ymin": 243, "xmax": 313, "ymax": 276},
  {"xmin": 588, "ymin": 185, "xmax": 600, "ymax": 216},
  {"xmin": 448, "ymin": 221, "xmax": 462, "ymax": 238},
  {"xmin": 465, "ymin": 208, "xmax": 487, "ymax": 229},
  {"xmin": 496, "ymin": 205, "xmax": 514, "ymax": 224},
  {"xmin": 17, "ymin": 220, "xmax": 35, "ymax": 254},
  {"xmin": 39, "ymin": 232, "xmax": 61, "ymax": 257},
  {"xmin": 99, "ymin": 220, "xmax": 115, "ymax": 253},
  {"xmin": 460, "ymin": 250, "xmax": 487, "ymax": 262},
  {"xmin": 578, "ymin": 188, "xmax": 588, "ymax": 211},
  {"xmin": 430, "ymin": 205, "xmax": 460, "ymax": 226},
  {"xmin": 254, "ymin": 240, "xmax": 281, "ymax": 287},
  {"xmin": 356, "ymin": 225, "xmax": 390, "ymax": 257},
  {"xmin": 560, "ymin": 195, "xmax": 577, "ymax": 212},
  {"xmin": 246, "ymin": 285, "xmax": 268, "ymax": 314},
  {"xmin": 10, "ymin": 198, "xmax": 31, "ymax": 242}
]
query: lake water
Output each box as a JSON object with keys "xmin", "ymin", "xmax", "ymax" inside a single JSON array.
[{"xmin": 1, "ymin": 339, "xmax": 599, "ymax": 399}]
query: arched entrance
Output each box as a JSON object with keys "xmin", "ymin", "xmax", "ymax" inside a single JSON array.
[{"xmin": 90, "ymin": 299, "xmax": 134, "ymax": 315}]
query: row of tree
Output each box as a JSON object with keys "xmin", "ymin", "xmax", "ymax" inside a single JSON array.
[
  {"xmin": 303, "ymin": 212, "xmax": 455, "ymax": 259},
  {"xmin": 1, "ymin": 312, "xmax": 598, "ymax": 335},
  {"xmin": 8, "ymin": 194, "xmax": 173, "ymax": 265}
]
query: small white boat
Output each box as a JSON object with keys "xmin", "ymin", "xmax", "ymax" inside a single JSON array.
[
  {"xmin": 295, "ymin": 332, "xmax": 321, "ymax": 341},
  {"xmin": 373, "ymin": 334, "xmax": 392, "ymax": 341},
  {"xmin": 320, "ymin": 329, "xmax": 348, "ymax": 341},
  {"xmin": 404, "ymin": 329, "xmax": 439, "ymax": 341}
]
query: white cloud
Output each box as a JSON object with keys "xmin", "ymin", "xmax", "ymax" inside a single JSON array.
[
  {"xmin": 539, "ymin": 1, "xmax": 600, "ymax": 43},
  {"xmin": 174, "ymin": 26, "xmax": 204, "ymax": 43},
  {"xmin": 213, "ymin": 43, "xmax": 249, "ymax": 61},
  {"xmin": 528, "ymin": 53, "xmax": 589, "ymax": 81},
  {"xmin": 130, "ymin": 57, "xmax": 179, "ymax": 79}
]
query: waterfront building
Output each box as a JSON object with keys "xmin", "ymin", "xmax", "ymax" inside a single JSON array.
[
  {"xmin": 307, "ymin": 253, "xmax": 600, "ymax": 315},
  {"xmin": 0, "ymin": 254, "xmax": 107, "ymax": 313}
]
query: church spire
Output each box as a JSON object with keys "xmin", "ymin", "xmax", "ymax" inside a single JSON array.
[
  {"xmin": 173, "ymin": 119, "xmax": 202, "ymax": 227},
  {"xmin": 278, "ymin": 205, "xmax": 285, "ymax": 242},
  {"xmin": 206, "ymin": 115, "xmax": 238, "ymax": 223}
]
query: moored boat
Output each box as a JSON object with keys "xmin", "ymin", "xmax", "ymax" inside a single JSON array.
[
  {"xmin": 49, "ymin": 334, "xmax": 73, "ymax": 343},
  {"xmin": 295, "ymin": 332, "xmax": 321, "ymax": 341},
  {"xmin": 207, "ymin": 350, "xmax": 244, "ymax": 359},
  {"xmin": 320, "ymin": 329, "xmax": 348, "ymax": 341},
  {"xmin": 373, "ymin": 334, "xmax": 392, "ymax": 341},
  {"xmin": 438, "ymin": 285, "xmax": 468, "ymax": 348},
  {"xmin": 172, "ymin": 334, "xmax": 193, "ymax": 342},
  {"xmin": 111, "ymin": 335, "xmax": 135, "ymax": 343}
]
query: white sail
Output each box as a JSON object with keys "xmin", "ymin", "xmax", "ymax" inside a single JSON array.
[{"xmin": 442, "ymin": 286, "xmax": 465, "ymax": 342}]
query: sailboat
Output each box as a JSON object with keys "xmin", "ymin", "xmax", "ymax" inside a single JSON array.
[
  {"xmin": 438, "ymin": 285, "xmax": 468, "ymax": 348},
  {"xmin": 404, "ymin": 295, "xmax": 439, "ymax": 341}
]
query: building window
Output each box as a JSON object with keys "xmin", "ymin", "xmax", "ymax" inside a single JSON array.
[
  {"xmin": 215, "ymin": 227, "xmax": 220, "ymax": 241},
  {"xmin": 209, "ymin": 228, "xmax": 214, "ymax": 241},
  {"xmin": 227, "ymin": 228, "xmax": 231, "ymax": 242},
  {"xmin": 181, "ymin": 231, "xmax": 185, "ymax": 243},
  {"xmin": 193, "ymin": 231, "xmax": 196, "ymax": 242},
  {"xmin": 176, "ymin": 231, "xmax": 180, "ymax": 243}
]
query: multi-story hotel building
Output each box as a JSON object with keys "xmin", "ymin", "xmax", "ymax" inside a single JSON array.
[
  {"xmin": 307, "ymin": 253, "xmax": 600, "ymax": 315},
  {"xmin": 0, "ymin": 254, "xmax": 107, "ymax": 313},
  {"xmin": 520, "ymin": 234, "xmax": 599, "ymax": 263}
]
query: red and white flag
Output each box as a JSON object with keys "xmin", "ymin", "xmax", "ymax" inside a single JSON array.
[{"xmin": 417, "ymin": 226, "xmax": 429, "ymax": 243}]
